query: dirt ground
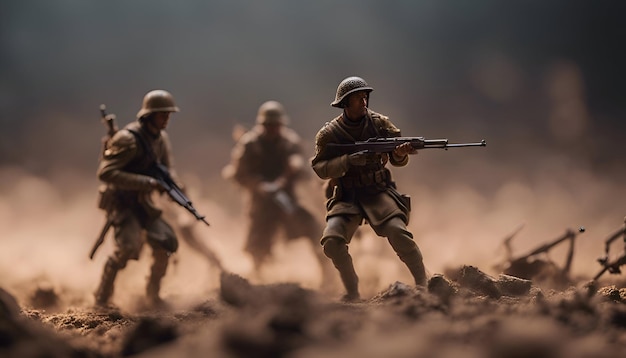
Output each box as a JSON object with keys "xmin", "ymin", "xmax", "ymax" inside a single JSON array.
[
  {"xmin": 3, "ymin": 165, "xmax": 626, "ymax": 358},
  {"xmin": 2, "ymin": 264, "xmax": 626, "ymax": 358},
  {"xmin": 2, "ymin": 169, "xmax": 626, "ymax": 358}
]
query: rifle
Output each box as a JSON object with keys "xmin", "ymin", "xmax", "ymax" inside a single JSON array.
[
  {"xmin": 594, "ymin": 217, "xmax": 626, "ymax": 280},
  {"xmin": 100, "ymin": 104, "xmax": 118, "ymax": 138},
  {"xmin": 514, "ymin": 227, "xmax": 584, "ymax": 260},
  {"xmin": 90, "ymin": 218, "xmax": 113, "ymax": 260},
  {"xmin": 256, "ymin": 180, "xmax": 297, "ymax": 215},
  {"xmin": 147, "ymin": 162, "xmax": 210, "ymax": 227},
  {"xmin": 503, "ymin": 226, "xmax": 585, "ymax": 279},
  {"xmin": 90, "ymin": 104, "xmax": 119, "ymax": 259},
  {"xmin": 272, "ymin": 189, "xmax": 296, "ymax": 215},
  {"xmin": 326, "ymin": 137, "xmax": 486, "ymax": 154}
]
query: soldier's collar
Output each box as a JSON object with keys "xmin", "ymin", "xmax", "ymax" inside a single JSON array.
[
  {"xmin": 140, "ymin": 123, "xmax": 162, "ymax": 139},
  {"xmin": 341, "ymin": 111, "xmax": 367, "ymax": 127}
]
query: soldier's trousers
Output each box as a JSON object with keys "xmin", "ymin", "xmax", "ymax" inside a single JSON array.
[
  {"xmin": 246, "ymin": 205, "xmax": 324, "ymax": 270},
  {"xmin": 95, "ymin": 211, "xmax": 176, "ymax": 305},
  {"xmin": 321, "ymin": 214, "xmax": 427, "ymax": 296}
]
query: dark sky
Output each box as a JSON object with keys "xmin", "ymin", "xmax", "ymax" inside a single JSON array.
[{"xmin": 1, "ymin": 0, "xmax": 625, "ymax": 188}]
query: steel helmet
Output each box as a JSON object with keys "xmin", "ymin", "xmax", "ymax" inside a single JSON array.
[
  {"xmin": 136, "ymin": 90, "xmax": 180, "ymax": 119},
  {"xmin": 331, "ymin": 76, "xmax": 373, "ymax": 108},
  {"xmin": 256, "ymin": 100, "xmax": 289, "ymax": 125}
]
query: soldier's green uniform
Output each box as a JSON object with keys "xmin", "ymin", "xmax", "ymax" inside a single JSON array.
[
  {"xmin": 312, "ymin": 77, "xmax": 427, "ymax": 301},
  {"xmin": 225, "ymin": 101, "xmax": 334, "ymax": 282},
  {"xmin": 95, "ymin": 90, "xmax": 180, "ymax": 307}
]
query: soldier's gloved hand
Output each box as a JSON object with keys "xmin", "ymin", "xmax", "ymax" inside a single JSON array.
[
  {"xmin": 393, "ymin": 142, "xmax": 417, "ymax": 157},
  {"xmin": 148, "ymin": 178, "xmax": 166, "ymax": 192},
  {"xmin": 347, "ymin": 150, "xmax": 368, "ymax": 166}
]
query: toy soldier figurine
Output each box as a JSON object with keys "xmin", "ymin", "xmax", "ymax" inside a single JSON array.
[
  {"xmin": 311, "ymin": 76, "xmax": 427, "ymax": 302},
  {"xmin": 224, "ymin": 100, "xmax": 334, "ymax": 285},
  {"xmin": 94, "ymin": 89, "xmax": 181, "ymax": 308}
]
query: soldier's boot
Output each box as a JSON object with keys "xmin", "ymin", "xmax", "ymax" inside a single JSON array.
[
  {"xmin": 323, "ymin": 237, "xmax": 360, "ymax": 302},
  {"xmin": 388, "ymin": 234, "xmax": 427, "ymax": 287},
  {"xmin": 402, "ymin": 250, "xmax": 427, "ymax": 287},
  {"xmin": 317, "ymin": 253, "xmax": 341, "ymax": 293},
  {"xmin": 146, "ymin": 249, "xmax": 169, "ymax": 308},
  {"xmin": 95, "ymin": 258, "xmax": 119, "ymax": 306}
]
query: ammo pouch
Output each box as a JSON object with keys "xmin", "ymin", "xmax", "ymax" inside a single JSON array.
[
  {"xmin": 340, "ymin": 168, "xmax": 390, "ymax": 189},
  {"xmin": 387, "ymin": 186, "xmax": 411, "ymax": 212}
]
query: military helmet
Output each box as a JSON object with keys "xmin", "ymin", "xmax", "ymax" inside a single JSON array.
[
  {"xmin": 331, "ymin": 76, "xmax": 373, "ymax": 108},
  {"xmin": 136, "ymin": 90, "xmax": 180, "ymax": 119},
  {"xmin": 256, "ymin": 100, "xmax": 289, "ymax": 125}
]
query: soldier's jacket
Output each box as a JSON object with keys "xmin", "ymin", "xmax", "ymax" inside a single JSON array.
[
  {"xmin": 227, "ymin": 125, "xmax": 305, "ymax": 210},
  {"xmin": 311, "ymin": 109, "xmax": 411, "ymax": 226},
  {"xmin": 97, "ymin": 121, "xmax": 180, "ymax": 218}
]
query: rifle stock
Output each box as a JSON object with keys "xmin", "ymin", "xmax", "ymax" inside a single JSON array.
[
  {"xmin": 100, "ymin": 104, "xmax": 118, "ymax": 138},
  {"xmin": 326, "ymin": 137, "xmax": 486, "ymax": 154}
]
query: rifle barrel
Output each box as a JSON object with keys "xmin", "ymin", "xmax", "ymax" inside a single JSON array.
[{"xmin": 444, "ymin": 140, "xmax": 487, "ymax": 148}]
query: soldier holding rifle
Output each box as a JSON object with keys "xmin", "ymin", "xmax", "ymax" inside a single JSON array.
[
  {"xmin": 312, "ymin": 76, "xmax": 485, "ymax": 301},
  {"xmin": 94, "ymin": 89, "xmax": 190, "ymax": 308},
  {"xmin": 223, "ymin": 101, "xmax": 335, "ymax": 285}
]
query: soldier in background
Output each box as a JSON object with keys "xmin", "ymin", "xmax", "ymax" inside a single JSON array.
[
  {"xmin": 223, "ymin": 101, "xmax": 335, "ymax": 286},
  {"xmin": 95, "ymin": 90, "xmax": 182, "ymax": 308},
  {"xmin": 311, "ymin": 76, "xmax": 427, "ymax": 302}
]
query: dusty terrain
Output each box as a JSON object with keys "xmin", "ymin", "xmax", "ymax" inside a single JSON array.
[
  {"xmin": 3, "ymin": 2, "xmax": 626, "ymax": 357},
  {"xmin": 3, "ymin": 267, "xmax": 626, "ymax": 358},
  {"xmin": 2, "ymin": 166, "xmax": 626, "ymax": 358}
]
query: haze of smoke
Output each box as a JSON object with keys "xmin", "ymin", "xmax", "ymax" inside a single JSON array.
[{"xmin": 1, "ymin": 149, "xmax": 624, "ymax": 308}]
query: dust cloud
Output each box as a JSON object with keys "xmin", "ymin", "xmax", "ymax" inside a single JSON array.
[
  {"xmin": 2, "ymin": 1, "xmax": 626, "ymax": 357},
  {"xmin": 1, "ymin": 148, "xmax": 625, "ymax": 309}
]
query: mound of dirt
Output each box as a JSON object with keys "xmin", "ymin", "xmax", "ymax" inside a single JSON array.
[{"xmin": 2, "ymin": 268, "xmax": 626, "ymax": 358}]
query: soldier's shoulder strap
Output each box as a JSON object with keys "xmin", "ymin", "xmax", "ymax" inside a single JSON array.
[
  {"xmin": 320, "ymin": 115, "xmax": 355, "ymax": 143},
  {"xmin": 126, "ymin": 128, "xmax": 158, "ymax": 165},
  {"xmin": 369, "ymin": 110, "xmax": 401, "ymax": 137}
]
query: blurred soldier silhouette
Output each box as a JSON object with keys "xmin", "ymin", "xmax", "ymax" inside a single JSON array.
[
  {"xmin": 94, "ymin": 90, "xmax": 183, "ymax": 308},
  {"xmin": 311, "ymin": 76, "xmax": 427, "ymax": 302},
  {"xmin": 223, "ymin": 100, "xmax": 335, "ymax": 287}
]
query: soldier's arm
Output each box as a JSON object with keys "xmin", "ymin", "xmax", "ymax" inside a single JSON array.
[
  {"xmin": 311, "ymin": 128, "xmax": 351, "ymax": 179},
  {"xmin": 97, "ymin": 130, "xmax": 155, "ymax": 191},
  {"xmin": 390, "ymin": 150, "xmax": 409, "ymax": 167},
  {"xmin": 282, "ymin": 129, "xmax": 309, "ymax": 182},
  {"xmin": 230, "ymin": 136, "xmax": 264, "ymax": 190}
]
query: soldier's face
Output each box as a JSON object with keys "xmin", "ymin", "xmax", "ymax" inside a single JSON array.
[
  {"xmin": 152, "ymin": 112, "xmax": 171, "ymax": 130},
  {"xmin": 345, "ymin": 91, "xmax": 368, "ymax": 119}
]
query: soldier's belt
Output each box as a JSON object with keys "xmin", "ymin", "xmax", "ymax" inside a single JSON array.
[{"xmin": 341, "ymin": 169, "xmax": 388, "ymax": 188}]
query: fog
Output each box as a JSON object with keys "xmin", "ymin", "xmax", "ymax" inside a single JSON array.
[{"xmin": 1, "ymin": 1, "xmax": 625, "ymax": 305}]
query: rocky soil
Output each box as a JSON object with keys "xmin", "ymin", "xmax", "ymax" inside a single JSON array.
[{"xmin": 2, "ymin": 266, "xmax": 626, "ymax": 358}]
